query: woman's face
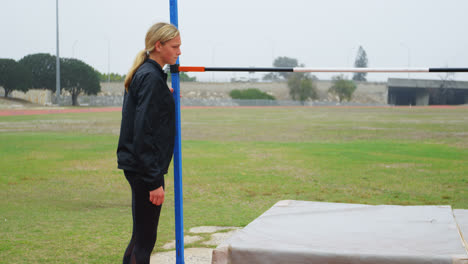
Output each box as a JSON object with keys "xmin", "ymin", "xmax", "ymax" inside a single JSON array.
[{"xmin": 158, "ymin": 35, "xmax": 182, "ymax": 65}]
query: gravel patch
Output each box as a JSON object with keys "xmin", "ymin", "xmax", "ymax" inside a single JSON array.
[
  {"xmin": 189, "ymin": 226, "xmax": 240, "ymax": 234},
  {"xmin": 152, "ymin": 226, "xmax": 242, "ymax": 264},
  {"xmin": 203, "ymin": 229, "xmax": 240, "ymax": 246},
  {"xmin": 151, "ymin": 248, "xmax": 213, "ymax": 264}
]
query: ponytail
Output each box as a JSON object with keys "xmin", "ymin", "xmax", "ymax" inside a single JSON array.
[{"xmin": 124, "ymin": 50, "xmax": 147, "ymax": 92}]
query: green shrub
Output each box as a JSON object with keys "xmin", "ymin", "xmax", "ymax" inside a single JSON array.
[{"xmin": 229, "ymin": 88, "xmax": 276, "ymax": 100}]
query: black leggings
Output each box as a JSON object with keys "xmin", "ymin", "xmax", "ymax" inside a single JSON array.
[{"xmin": 123, "ymin": 171, "xmax": 163, "ymax": 264}]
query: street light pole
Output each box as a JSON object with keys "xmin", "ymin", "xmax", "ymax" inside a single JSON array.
[{"xmin": 56, "ymin": 0, "xmax": 61, "ymax": 104}]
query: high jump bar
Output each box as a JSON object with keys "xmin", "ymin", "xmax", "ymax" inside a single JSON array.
[{"xmin": 172, "ymin": 66, "xmax": 468, "ymax": 73}]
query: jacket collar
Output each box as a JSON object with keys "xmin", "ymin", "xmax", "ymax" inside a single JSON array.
[{"xmin": 146, "ymin": 58, "xmax": 167, "ymax": 81}]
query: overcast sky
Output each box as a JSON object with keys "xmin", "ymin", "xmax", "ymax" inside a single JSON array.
[{"xmin": 2, "ymin": 0, "xmax": 467, "ymax": 82}]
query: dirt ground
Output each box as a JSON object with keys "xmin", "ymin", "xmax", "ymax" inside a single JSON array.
[
  {"xmin": 99, "ymin": 81, "xmax": 388, "ymax": 104},
  {"xmin": 1, "ymin": 80, "xmax": 388, "ymax": 108}
]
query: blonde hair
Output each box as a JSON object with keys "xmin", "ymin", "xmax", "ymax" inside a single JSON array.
[{"xmin": 124, "ymin": 22, "xmax": 180, "ymax": 91}]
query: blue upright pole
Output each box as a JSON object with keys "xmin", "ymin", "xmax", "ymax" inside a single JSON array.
[{"xmin": 169, "ymin": 0, "xmax": 185, "ymax": 263}]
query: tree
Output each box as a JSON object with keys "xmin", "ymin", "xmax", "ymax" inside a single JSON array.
[
  {"xmin": 167, "ymin": 72, "xmax": 196, "ymax": 82},
  {"xmin": 429, "ymin": 72, "xmax": 456, "ymax": 105},
  {"xmin": 273, "ymin": 56, "xmax": 299, "ymax": 80},
  {"xmin": 329, "ymin": 75, "xmax": 357, "ymax": 102},
  {"xmin": 20, "ymin": 53, "xmax": 100, "ymax": 105},
  {"xmin": 288, "ymin": 73, "xmax": 318, "ymax": 105},
  {"xmin": 0, "ymin": 58, "xmax": 31, "ymax": 98},
  {"xmin": 19, "ymin": 53, "xmax": 56, "ymax": 90},
  {"xmin": 60, "ymin": 58, "xmax": 101, "ymax": 106},
  {"xmin": 270, "ymin": 56, "xmax": 318, "ymax": 104},
  {"xmin": 262, "ymin": 72, "xmax": 280, "ymax": 81},
  {"xmin": 98, "ymin": 72, "xmax": 126, "ymax": 82},
  {"xmin": 352, "ymin": 46, "xmax": 368, "ymax": 82}
]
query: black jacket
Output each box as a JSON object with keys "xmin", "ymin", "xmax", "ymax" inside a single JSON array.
[{"xmin": 117, "ymin": 59, "xmax": 175, "ymax": 191}]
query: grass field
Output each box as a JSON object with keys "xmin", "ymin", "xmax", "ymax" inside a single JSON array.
[{"xmin": 1, "ymin": 106, "xmax": 467, "ymax": 263}]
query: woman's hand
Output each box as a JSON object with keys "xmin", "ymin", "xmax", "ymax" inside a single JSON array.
[{"xmin": 149, "ymin": 186, "xmax": 165, "ymax": 206}]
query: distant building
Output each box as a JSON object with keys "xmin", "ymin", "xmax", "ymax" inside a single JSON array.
[{"xmin": 387, "ymin": 78, "xmax": 468, "ymax": 106}]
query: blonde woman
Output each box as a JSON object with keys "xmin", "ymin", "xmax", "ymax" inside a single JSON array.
[{"xmin": 117, "ymin": 22, "xmax": 181, "ymax": 264}]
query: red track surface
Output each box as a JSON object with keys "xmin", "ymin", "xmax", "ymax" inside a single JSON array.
[{"xmin": 0, "ymin": 105, "xmax": 466, "ymax": 117}]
